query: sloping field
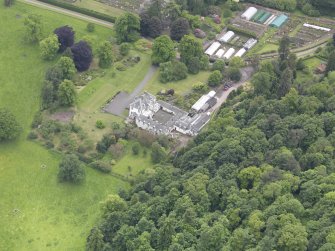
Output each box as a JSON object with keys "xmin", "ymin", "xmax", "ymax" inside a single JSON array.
[{"xmin": 0, "ymin": 3, "xmax": 127, "ymax": 250}]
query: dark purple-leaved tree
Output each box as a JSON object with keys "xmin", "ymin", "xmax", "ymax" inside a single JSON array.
[
  {"xmin": 54, "ymin": 26, "xmax": 75, "ymax": 52},
  {"xmin": 71, "ymin": 41, "xmax": 93, "ymax": 72}
]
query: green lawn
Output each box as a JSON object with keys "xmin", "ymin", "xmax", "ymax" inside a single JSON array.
[
  {"xmin": 145, "ymin": 71, "xmax": 212, "ymax": 96},
  {"xmin": 110, "ymin": 141, "xmax": 153, "ymax": 177},
  {"xmin": 0, "ymin": 3, "xmax": 127, "ymax": 250},
  {"xmin": 256, "ymin": 43, "xmax": 279, "ymax": 54},
  {"xmin": 304, "ymin": 57, "xmax": 323, "ymax": 69},
  {"xmin": 248, "ymin": 28, "xmax": 278, "ymax": 55},
  {"xmin": 296, "ymin": 57, "xmax": 325, "ymax": 83},
  {"xmin": 75, "ymin": 51, "xmax": 152, "ymax": 140}
]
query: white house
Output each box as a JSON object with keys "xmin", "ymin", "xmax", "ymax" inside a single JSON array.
[{"xmin": 128, "ymin": 92, "xmax": 211, "ymax": 136}]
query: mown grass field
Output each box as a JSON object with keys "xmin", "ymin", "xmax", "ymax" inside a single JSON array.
[
  {"xmin": 145, "ymin": 71, "xmax": 212, "ymax": 96},
  {"xmin": 111, "ymin": 141, "xmax": 153, "ymax": 177},
  {"xmin": 0, "ymin": 3, "xmax": 129, "ymax": 250}
]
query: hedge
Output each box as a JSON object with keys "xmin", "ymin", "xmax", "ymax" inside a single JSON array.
[
  {"xmin": 37, "ymin": 0, "xmax": 116, "ymax": 23},
  {"xmin": 90, "ymin": 161, "xmax": 112, "ymax": 173},
  {"xmin": 226, "ymin": 25, "xmax": 258, "ymax": 39}
]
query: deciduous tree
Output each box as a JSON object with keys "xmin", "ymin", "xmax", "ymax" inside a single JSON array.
[
  {"xmin": 151, "ymin": 35, "xmax": 175, "ymax": 65},
  {"xmin": 24, "ymin": 14, "xmax": 42, "ymax": 43},
  {"xmin": 179, "ymin": 35, "xmax": 203, "ymax": 67},
  {"xmin": 58, "ymin": 79, "xmax": 76, "ymax": 106},
  {"xmin": 58, "ymin": 154, "xmax": 85, "ymax": 183},
  {"xmin": 170, "ymin": 17, "xmax": 190, "ymax": 41},
  {"xmin": 56, "ymin": 56, "xmax": 76, "ymax": 80},
  {"xmin": 208, "ymin": 70, "xmax": 222, "ymax": 87},
  {"xmin": 71, "ymin": 41, "xmax": 93, "ymax": 72},
  {"xmin": 54, "ymin": 26, "xmax": 75, "ymax": 52},
  {"xmin": 98, "ymin": 41, "xmax": 113, "ymax": 68},
  {"xmin": 115, "ymin": 13, "xmax": 140, "ymax": 43},
  {"xmin": 0, "ymin": 108, "xmax": 22, "ymax": 142},
  {"xmin": 39, "ymin": 34, "xmax": 59, "ymax": 60}
]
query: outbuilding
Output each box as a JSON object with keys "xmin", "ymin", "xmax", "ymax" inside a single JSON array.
[
  {"xmin": 192, "ymin": 91, "xmax": 217, "ymax": 112},
  {"xmin": 223, "ymin": 48, "xmax": 236, "ymax": 59},
  {"xmin": 241, "ymin": 7, "xmax": 257, "ymax": 21},
  {"xmin": 219, "ymin": 31, "xmax": 235, "ymax": 43},
  {"xmin": 270, "ymin": 14, "xmax": 289, "ymax": 28},
  {"xmin": 303, "ymin": 23, "xmax": 330, "ymax": 32},
  {"xmin": 235, "ymin": 48, "xmax": 246, "ymax": 57},
  {"xmin": 215, "ymin": 49, "xmax": 225, "ymax": 58},
  {"xmin": 244, "ymin": 38, "xmax": 258, "ymax": 50},
  {"xmin": 205, "ymin": 41, "xmax": 221, "ymax": 56}
]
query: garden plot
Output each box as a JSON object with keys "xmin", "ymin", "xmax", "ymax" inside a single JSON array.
[
  {"xmin": 230, "ymin": 17, "xmax": 267, "ymax": 38},
  {"xmin": 231, "ymin": 4, "xmax": 283, "ymax": 38},
  {"xmin": 204, "ymin": 29, "xmax": 257, "ymax": 61}
]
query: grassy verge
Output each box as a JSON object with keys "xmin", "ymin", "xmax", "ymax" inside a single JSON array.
[{"xmin": 0, "ymin": 3, "xmax": 126, "ymax": 250}]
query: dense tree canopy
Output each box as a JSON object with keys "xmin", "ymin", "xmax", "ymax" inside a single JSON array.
[{"xmin": 87, "ymin": 36, "xmax": 335, "ymax": 250}]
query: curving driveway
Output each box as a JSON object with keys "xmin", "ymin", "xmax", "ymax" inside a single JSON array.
[
  {"xmin": 21, "ymin": 0, "xmax": 114, "ymax": 28},
  {"xmin": 210, "ymin": 66, "xmax": 255, "ymax": 112},
  {"xmin": 103, "ymin": 65, "xmax": 158, "ymax": 116}
]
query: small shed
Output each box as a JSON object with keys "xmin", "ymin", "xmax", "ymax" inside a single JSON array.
[
  {"xmin": 205, "ymin": 42, "xmax": 221, "ymax": 56},
  {"xmin": 241, "ymin": 7, "xmax": 257, "ymax": 21},
  {"xmin": 270, "ymin": 14, "xmax": 289, "ymax": 28}
]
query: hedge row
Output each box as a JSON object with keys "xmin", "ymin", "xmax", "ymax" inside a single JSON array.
[
  {"xmin": 37, "ymin": 0, "xmax": 116, "ymax": 23},
  {"xmin": 226, "ymin": 25, "xmax": 258, "ymax": 39}
]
